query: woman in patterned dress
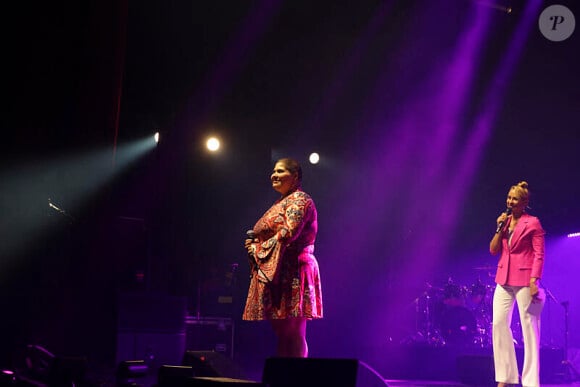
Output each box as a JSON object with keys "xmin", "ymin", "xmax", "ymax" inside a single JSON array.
[{"xmin": 243, "ymin": 157, "xmax": 323, "ymax": 357}]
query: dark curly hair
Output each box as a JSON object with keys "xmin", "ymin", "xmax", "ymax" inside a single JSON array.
[{"xmin": 276, "ymin": 158, "xmax": 302, "ymax": 183}]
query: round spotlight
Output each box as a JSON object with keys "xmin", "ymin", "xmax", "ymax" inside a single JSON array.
[
  {"xmin": 154, "ymin": 132, "xmax": 160, "ymax": 144},
  {"xmin": 206, "ymin": 137, "xmax": 221, "ymax": 152},
  {"xmin": 309, "ymin": 153, "xmax": 320, "ymax": 164}
]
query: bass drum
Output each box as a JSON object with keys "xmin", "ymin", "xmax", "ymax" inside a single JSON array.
[{"xmin": 438, "ymin": 305, "xmax": 478, "ymax": 347}]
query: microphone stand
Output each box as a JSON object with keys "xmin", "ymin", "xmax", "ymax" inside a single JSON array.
[{"xmin": 544, "ymin": 285, "xmax": 580, "ymax": 382}]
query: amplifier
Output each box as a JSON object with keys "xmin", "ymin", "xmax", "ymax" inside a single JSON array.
[{"xmin": 185, "ymin": 316, "xmax": 234, "ymax": 359}]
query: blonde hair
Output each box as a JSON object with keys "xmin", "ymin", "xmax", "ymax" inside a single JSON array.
[{"xmin": 510, "ymin": 181, "xmax": 530, "ymax": 207}]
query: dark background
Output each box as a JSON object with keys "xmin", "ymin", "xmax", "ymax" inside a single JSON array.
[{"xmin": 1, "ymin": 0, "xmax": 579, "ymax": 381}]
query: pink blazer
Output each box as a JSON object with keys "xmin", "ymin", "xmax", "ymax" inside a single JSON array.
[{"xmin": 493, "ymin": 213, "xmax": 545, "ymax": 286}]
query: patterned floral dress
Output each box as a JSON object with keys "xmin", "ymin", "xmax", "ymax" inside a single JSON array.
[{"xmin": 242, "ymin": 189, "xmax": 323, "ymax": 320}]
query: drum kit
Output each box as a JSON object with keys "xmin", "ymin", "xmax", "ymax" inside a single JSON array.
[{"xmin": 410, "ymin": 266, "xmax": 523, "ymax": 348}]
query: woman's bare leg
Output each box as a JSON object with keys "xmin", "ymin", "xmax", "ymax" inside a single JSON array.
[{"xmin": 270, "ymin": 318, "xmax": 308, "ymax": 357}]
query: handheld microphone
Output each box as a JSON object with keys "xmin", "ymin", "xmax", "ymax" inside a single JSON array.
[
  {"xmin": 495, "ymin": 207, "xmax": 513, "ymax": 234},
  {"xmin": 245, "ymin": 230, "xmax": 258, "ymax": 276}
]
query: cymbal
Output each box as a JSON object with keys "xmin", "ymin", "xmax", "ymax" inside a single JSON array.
[
  {"xmin": 424, "ymin": 282, "xmax": 443, "ymax": 291},
  {"xmin": 474, "ymin": 265, "xmax": 495, "ymax": 271}
]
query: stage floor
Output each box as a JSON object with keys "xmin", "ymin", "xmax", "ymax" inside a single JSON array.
[
  {"xmin": 352, "ymin": 344, "xmax": 575, "ymax": 386},
  {"xmin": 385, "ymin": 381, "xmax": 580, "ymax": 387}
]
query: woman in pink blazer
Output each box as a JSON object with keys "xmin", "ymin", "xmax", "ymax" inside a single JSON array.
[{"xmin": 490, "ymin": 181, "xmax": 545, "ymax": 387}]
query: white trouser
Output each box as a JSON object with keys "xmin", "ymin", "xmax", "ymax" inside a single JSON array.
[{"xmin": 492, "ymin": 284, "xmax": 541, "ymax": 387}]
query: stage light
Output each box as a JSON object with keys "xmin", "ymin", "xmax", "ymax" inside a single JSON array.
[
  {"xmin": 309, "ymin": 153, "xmax": 320, "ymax": 164},
  {"xmin": 154, "ymin": 132, "xmax": 160, "ymax": 144},
  {"xmin": 116, "ymin": 360, "xmax": 148, "ymax": 387},
  {"xmin": 206, "ymin": 137, "xmax": 221, "ymax": 152},
  {"xmin": 473, "ymin": 1, "xmax": 513, "ymax": 14},
  {"xmin": 567, "ymin": 232, "xmax": 580, "ymax": 238}
]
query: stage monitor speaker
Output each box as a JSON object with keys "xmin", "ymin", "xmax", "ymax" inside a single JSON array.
[
  {"xmin": 262, "ymin": 357, "xmax": 359, "ymax": 387},
  {"xmin": 157, "ymin": 365, "xmax": 195, "ymax": 387},
  {"xmin": 182, "ymin": 350, "xmax": 245, "ymax": 380},
  {"xmin": 187, "ymin": 376, "xmax": 263, "ymax": 386}
]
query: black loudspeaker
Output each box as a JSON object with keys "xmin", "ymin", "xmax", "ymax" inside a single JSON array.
[
  {"xmin": 262, "ymin": 357, "xmax": 360, "ymax": 387},
  {"xmin": 187, "ymin": 377, "xmax": 264, "ymax": 386},
  {"xmin": 456, "ymin": 355, "xmax": 495, "ymax": 386},
  {"xmin": 157, "ymin": 365, "xmax": 261, "ymax": 387},
  {"xmin": 182, "ymin": 351, "xmax": 245, "ymax": 380},
  {"xmin": 157, "ymin": 365, "xmax": 195, "ymax": 387}
]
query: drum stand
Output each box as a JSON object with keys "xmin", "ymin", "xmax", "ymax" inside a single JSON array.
[
  {"xmin": 544, "ymin": 286, "xmax": 580, "ymax": 382},
  {"xmin": 411, "ymin": 284, "xmax": 445, "ymax": 346}
]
